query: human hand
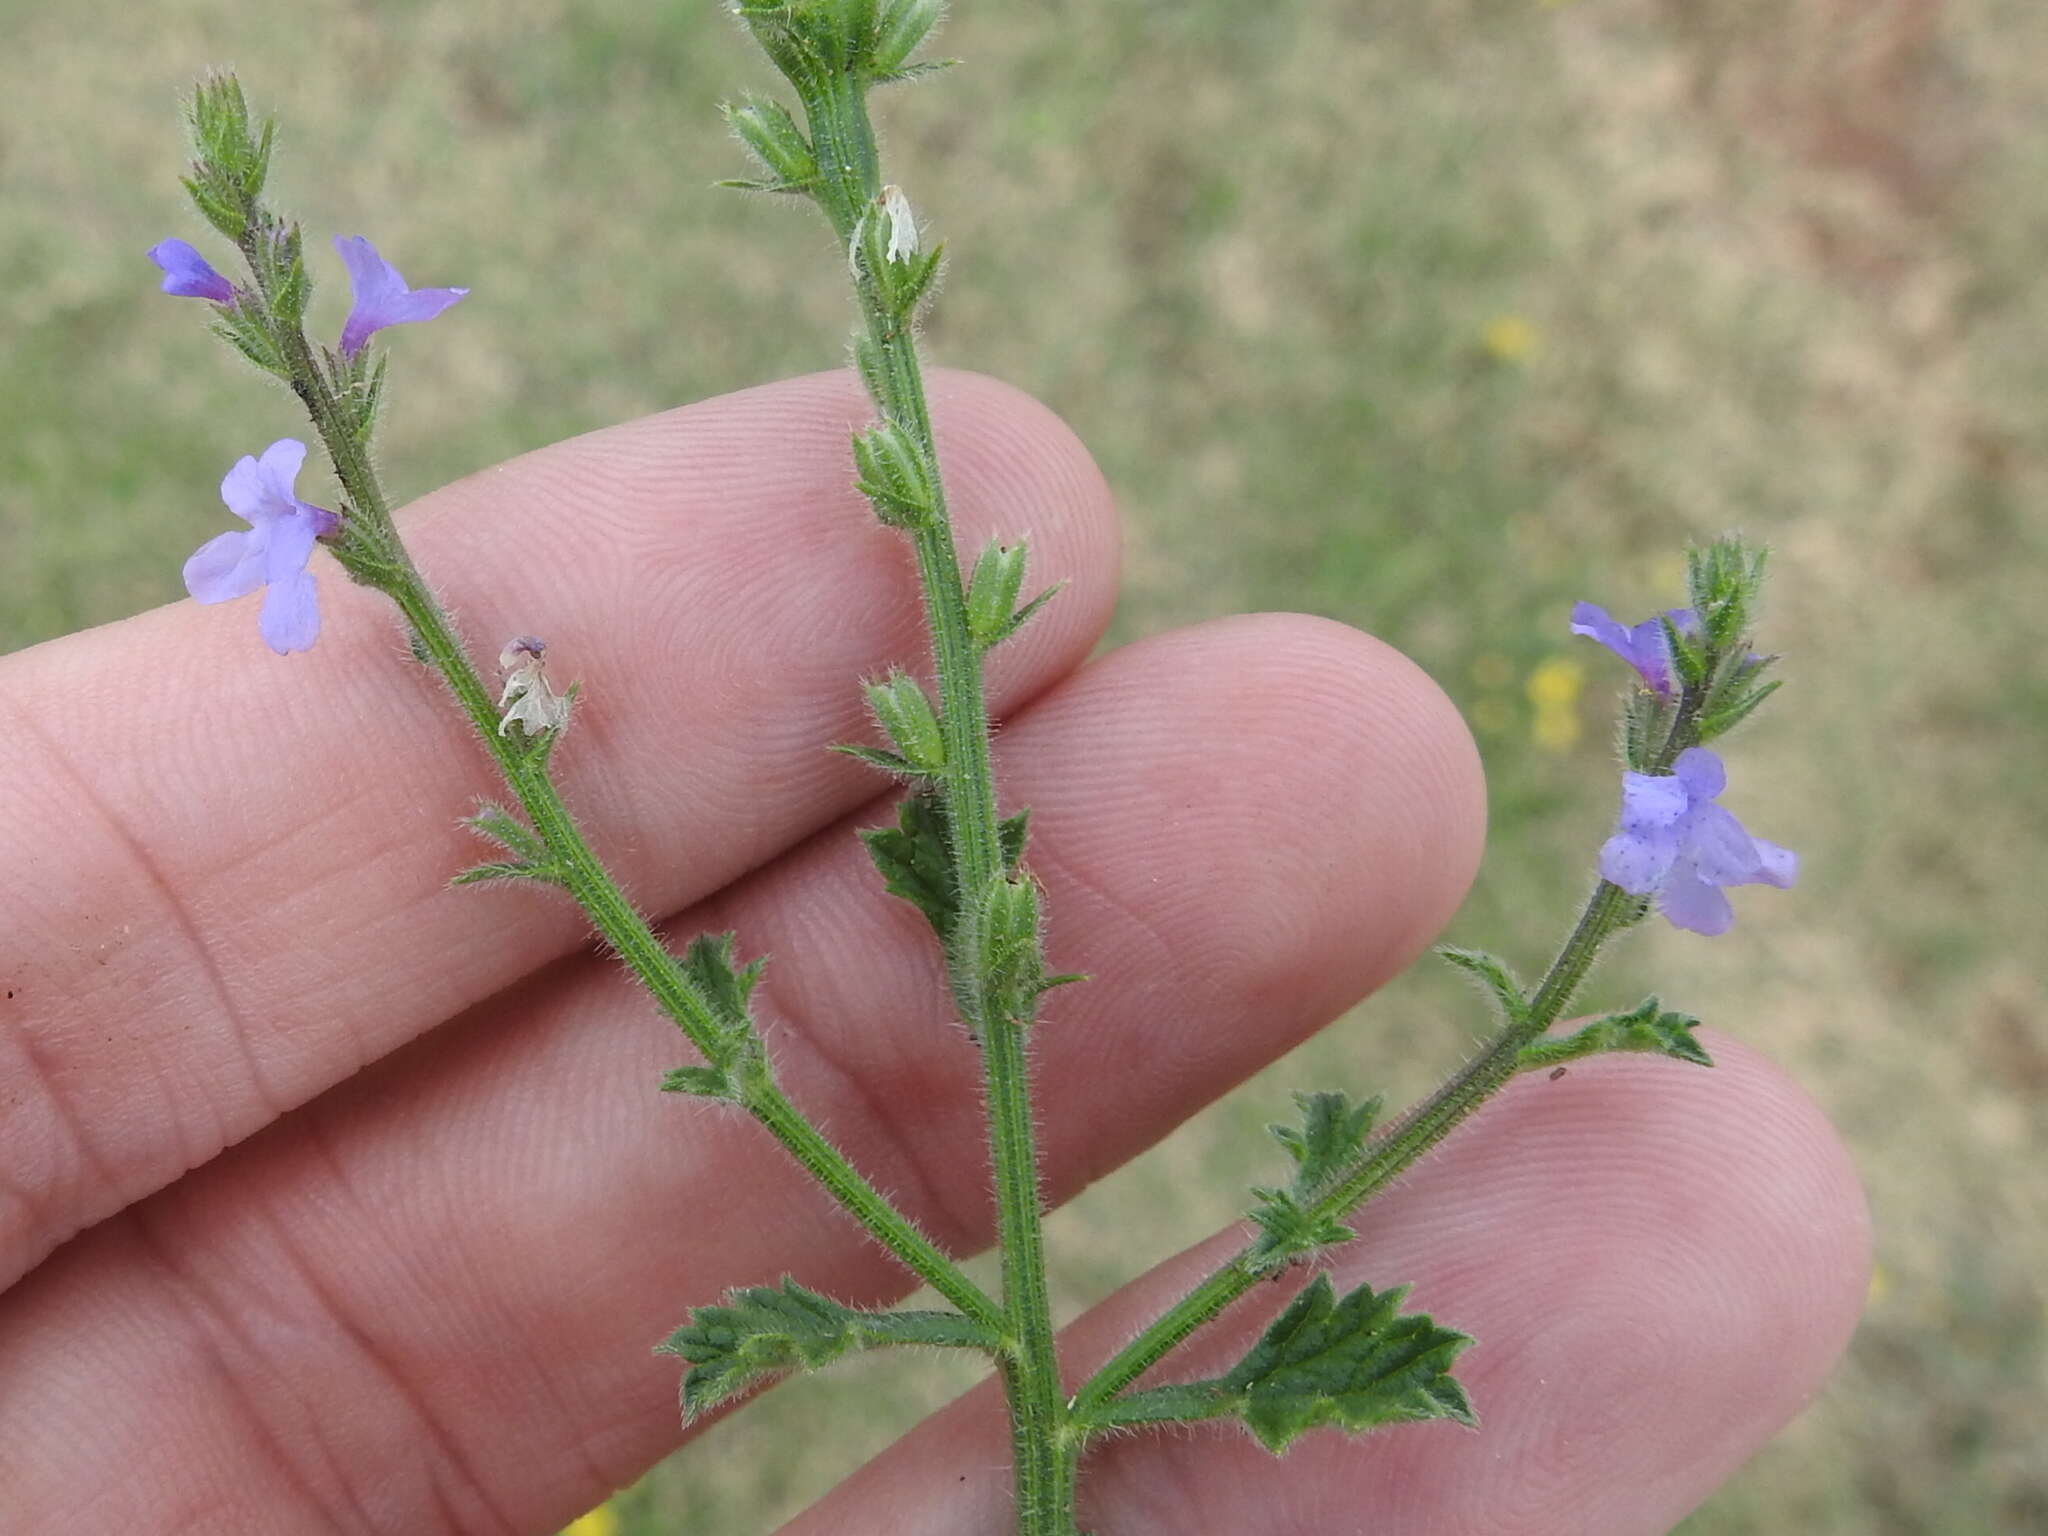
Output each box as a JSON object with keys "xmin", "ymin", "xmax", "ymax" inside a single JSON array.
[{"xmin": 0, "ymin": 371, "xmax": 1867, "ymax": 1533}]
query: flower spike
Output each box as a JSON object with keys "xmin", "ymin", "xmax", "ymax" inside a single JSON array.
[{"xmin": 332, "ymin": 235, "xmax": 468, "ymax": 357}]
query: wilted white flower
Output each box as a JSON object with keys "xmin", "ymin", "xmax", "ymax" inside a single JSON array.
[{"xmin": 497, "ymin": 635, "xmax": 571, "ymax": 737}]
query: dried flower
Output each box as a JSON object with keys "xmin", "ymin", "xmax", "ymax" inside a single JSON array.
[
  {"xmin": 878, "ymin": 185, "xmax": 918, "ymax": 263},
  {"xmin": 498, "ymin": 636, "xmax": 571, "ymax": 737},
  {"xmin": 332, "ymin": 235, "xmax": 468, "ymax": 357},
  {"xmin": 183, "ymin": 439, "xmax": 338, "ymax": 654},
  {"xmin": 1599, "ymin": 747, "xmax": 1796, "ymax": 935}
]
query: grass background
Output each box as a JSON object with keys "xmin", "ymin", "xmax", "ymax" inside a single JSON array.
[{"xmin": 5, "ymin": 0, "xmax": 2045, "ymax": 1531}]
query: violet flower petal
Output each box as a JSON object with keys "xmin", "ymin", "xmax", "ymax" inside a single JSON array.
[
  {"xmin": 1599, "ymin": 823, "xmax": 1681, "ymax": 894},
  {"xmin": 1750, "ymin": 838, "xmax": 1799, "ymax": 889},
  {"xmin": 1660, "ymin": 862, "xmax": 1734, "ymax": 936},
  {"xmin": 221, "ymin": 439, "xmax": 310, "ymax": 526},
  {"xmin": 1615, "ymin": 769, "xmax": 1689, "ymax": 836},
  {"xmin": 1673, "ymin": 745, "xmax": 1725, "ymax": 800},
  {"xmin": 183, "ymin": 528, "xmax": 268, "ymax": 604},
  {"xmin": 147, "ymin": 239, "xmax": 235, "ymax": 303},
  {"xmin": 1685, "ymin": 802, "xmax": 1768, "ymax": 885},
  {"xmin": 1570, "ymin": 600, "xmax": 1678, "ymax": 696},
  {"xmin": 258, "ymin": 569, "xmax": 322, "ymax": 654},
  {"xmin": 333, "ymin": 235, "xmax": 469, "ymax": 356}
]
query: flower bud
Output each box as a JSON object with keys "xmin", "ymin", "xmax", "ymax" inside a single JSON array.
[
  {"xmin": 872, "ymin": 0, "xmax": 944, "ymax": 74},
  {"xmin": 976, "ymin": 875, "xmax": 1045, "ymax": 1024},
  {"xmin": 965, "ymin": 541, "xmax": 1028, "ymax": 651},
  {"xmin": 851, "ymin": 419, "xmax": 935, "ymax": 528},
  {"xmin": 723, "ymin": 94, "xmax": 817, "ymax": 190},
  {"xmin": 863, "ymin": 670, "xmax": 945, "ymax": 772}
]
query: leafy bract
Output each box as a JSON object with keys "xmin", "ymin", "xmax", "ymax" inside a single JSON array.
[
  {"xmin": 657, "ymin": 1278, "xmax": 993, "ymax": 1417},
  {"xmin": 1247, "ymin": 1090, "xmax": 1380, "ymax": 1271},
  {"xmin": 1517, "ymin": 995, "xmax": 1713, "ymax": 1072},
  {"xmin": 859, "ymin": 790, "xmax": 1028, "ymax": 943}
]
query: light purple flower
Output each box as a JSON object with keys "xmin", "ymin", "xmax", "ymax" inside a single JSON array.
[
  {"xmin": 183, "ymin": 439, "xmax": 339, "ymax": 655},
  {"xmin": 1599, "ymin": 747, "xmax": 1797, "ymax": 936},
  {"xmin": 1570, "ymin": 601, "xmax": 1698, "ymax": 697},
  {"xmin": 333, "ymin": 235, "xmax": 468, "ymax": 357},
  {"xmin": 148, "ymin": 239, "xmax": 235, "ymax": 304}
]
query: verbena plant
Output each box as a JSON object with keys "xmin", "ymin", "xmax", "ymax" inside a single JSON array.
[{"xmin": 146, "ymin": 7, "xmax": 1794, "ymax": 1532}]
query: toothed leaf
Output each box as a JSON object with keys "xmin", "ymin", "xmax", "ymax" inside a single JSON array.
[
  {"xmin": 1221, "ymin": 1275, "xmax": 1475, "ymax": 1451},
  {"xmin": 657, "ymin": 1279, "xmax": 992, "ymax": 1417},
  {"xmin": 859, "ymin": 793, "xmax": 1030, "ymax": 943},
  {"xmin": 680, "ymin": 932, "xmax": 767, "ymax": 1036},
  {"xmin": 1517, "ymin": 996, "xmax": 1713, "ymax": 1071},
  {"xmin": 1094, "ymin": 1275, "xmax": 1474, "ymax": 1451},
  {"xmin": 1269, "ymin": 1090, "xmax": 1382, "ymax": 1195},
  {"xmin": 1436, "ymin": 946, "xmax": 1528, "ymax": 1026}
]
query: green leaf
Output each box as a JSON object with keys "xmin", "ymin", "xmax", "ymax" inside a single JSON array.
[
  {"xmin": 464, "ymin": 800, "xmax": 546, "ymax": 861},
  {"xmin": 661, "ymin": 933, "xmax": 769, "ymax": 1095},
  {"xmin": 1269, "ymin": 1090, "xmax": 1381, "ymax": 1196},
  {"xmin": 1516, "ymin": 996, "xmax": 1713, "ymax": 1072},
  {"xmin": 987, "ymin": 581, "xmax": 1063, "ymax": 649},
  {"xmin": 1247, "ymin": 1090, "xmax": 1380, "ymax": 1271},
  {"xmin": 448, "ymin": 860, "xmax": 563, "ymax": 888},
  {"xmin": 680, "ymin": 932, "xmax": 768, "ymax": 1036},
  {"xmin": 998, "ymin": 807, "xmax": 1029, "ymax": 872},
  {"xmin": 829, "ymin": 742, "xmax": 936, "ymax": 780},
  {"xmin": 656, "ymin": 1279, "xmax": 994, "ymax": 1417},
  {"xmin": 870, "ymin": 57, "xmax": 960, "ymax": 87},
  {"xmin": 660, "ymin": 1064, "xmax": 739, "ymax": 1100},
  {"xmin": 1215, "ymin": 1274, "xmax": 1475, "ymax": 1452},
  {"xmin": 1696, "ymin": 679, "xmax": 1782, "ymax": 743},
  {"xmin": 1246, "ymin": 1190, "xmax": 1355, "ymax": 1271},
  {"xmin": 1436, "ymin": 946, "xmax": 1528, "ymax": 1027},
  {"xmin": 859, "ymin": 791, "xmax": 958, "ymax": 940},
  {"xmin": 859, "ymin": 793, "xmax": 1030, "ymax": 943}
]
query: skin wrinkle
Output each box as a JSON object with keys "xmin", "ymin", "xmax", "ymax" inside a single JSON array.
[
  {"xmin": 8, "ymin": 705, "xmax": 263, "ymax": 1239},
  {"xmin": 256, "ymin": 1134, "xmax": 526, "ymax": 1536},
  {"xmin": 113, "ymin": 1204, "xmax": 374, "ymax": 1533}
]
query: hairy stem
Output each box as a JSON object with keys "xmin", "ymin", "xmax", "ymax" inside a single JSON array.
[
  {"xmin": 1072, "ymin": 876, "xmax": 1643, "ymax": 1418},
  {"xmin": 799, "ymin": 61, "xmax": 1073, "ymax": 1536},
  {"xmin": 237, "ymin": 233, "xmax": 1001, "ymax": 1337}
]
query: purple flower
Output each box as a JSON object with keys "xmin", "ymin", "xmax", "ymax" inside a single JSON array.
[
  {"xmin": 183, "ymin": 439, "xmax": 339, "ymax": 655},
  {"xmin": 1599, "ymin": 747, "xmax": 1796, "ymax": 936},
  {"xmin": 333, "ymin": 235, "xmax": 468, "ymax": 357},
  {"xmin": 148, "ymin": 239, "xmax": 235, "ymax": 304},
  {"xmin": 1570, "ymin": 601, "xmax": 1698, "ymax": 697}
]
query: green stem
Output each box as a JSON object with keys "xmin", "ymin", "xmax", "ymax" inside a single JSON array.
[
  {"xmin": 1072, "ymin": 664, "xmax": 1728, "ymax": 1420},
  {"xmin": 1072, "ymin": 878, "xmax": 1642, "ymax": 1418},
  {"xmin": 801, "ymin": 65, "xmax": 1072, "ymax": 1536},
  {"xmin": 241, "ymin": 236, "xmax": 1001, "ymax": 1338}
]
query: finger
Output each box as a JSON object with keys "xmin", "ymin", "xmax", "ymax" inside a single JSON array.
[
  {"xmin": 782, "ymin": 1034, "xmax": 1871, "ymax": 1536},
  {"xmin": 0, "ymin": 614, "xmax": 1485, "ymax": 1534},
  {"xmin": 0, "ymin": 368, "xmax": 1116, "ymax": 1287}
]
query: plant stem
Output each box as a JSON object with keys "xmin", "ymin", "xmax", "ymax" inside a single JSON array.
[
  {"xmin": 1072, "ymin": 877, "xmax": 1642, "ymax": 1419},
  {"xmin": 800, "ymin": 64, "xmax": 1073, "ymax": 1536},
  {"xmin": 244, "ymin": 246, "xmax": 1002, "ymax": 1337}
]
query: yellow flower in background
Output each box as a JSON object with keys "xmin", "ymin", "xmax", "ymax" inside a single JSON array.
[
  {"xmin": 1526, "ymin": 656, "xmax": 1584, "ymax": 753},
  {"xmin": 1480, "ymin": 314, "xmax": 1540, "ymax": 363},
  {"xmin": 562, "ymin": 1503, "xmax": 621, "ymax": 1536}
]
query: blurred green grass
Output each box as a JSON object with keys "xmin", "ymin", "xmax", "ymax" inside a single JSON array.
[{"xmin": 6, "ymin": 1, "xmax": 2046, "ymax": 1532}]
